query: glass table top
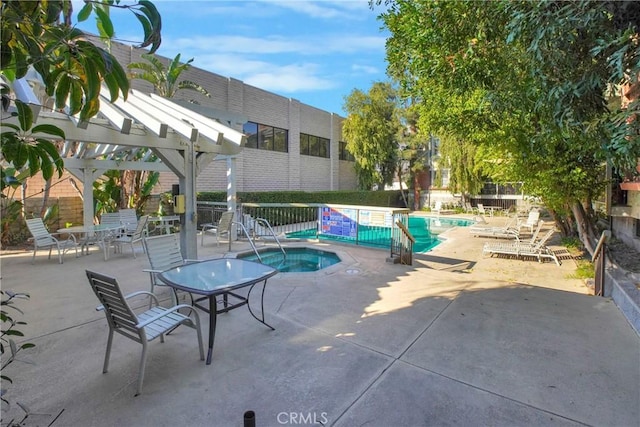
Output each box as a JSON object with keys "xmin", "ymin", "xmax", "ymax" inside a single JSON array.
[{"xmin": 158, "ymin": 258, "xmax": 278, "ymax": 295}]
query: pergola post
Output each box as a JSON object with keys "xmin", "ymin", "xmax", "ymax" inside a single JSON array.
[
  {"xmin": 226, "ymin": 156, "xmax": 237, "ymax": 240},
  {"xmin": 180, "ymin": 140, "xmax": 198, "ymax": 259}
]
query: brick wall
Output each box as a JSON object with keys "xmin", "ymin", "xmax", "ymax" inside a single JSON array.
[{"xmin": 22, "ymin": 197, "xmax": 84, "ymax": 231}]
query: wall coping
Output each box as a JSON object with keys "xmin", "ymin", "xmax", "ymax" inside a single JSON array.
[{"xmin": 605, "ymin": 262, "xmax": 640, "ymax": 336}]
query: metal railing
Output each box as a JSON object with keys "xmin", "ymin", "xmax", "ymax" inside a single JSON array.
[
  {"xmin": 197, "ymin": 202, "xmax": 411, "ymax": 251},
  {"xmin": 196, "ymin": 201, "xmax": 228, "ymax": 228},
  {"xmin": 391, "ymin": 220, "xmax": 415, "ymax": 265},
  {"xmin": 592, "ymin": 230, "xmax": 611, "ymax": 296}
]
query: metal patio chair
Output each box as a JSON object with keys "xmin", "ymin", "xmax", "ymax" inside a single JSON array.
[
  {"xmin": 118, "ymin": 208, "xmax": 139, "ymax": 235},
  {"xmin": 201, "ymin": 211, "xmax": 234, "ymax": 246},
  {"xmin": 111, "ymin": 215, "xmax": 149, "ymax": 258},
  {"xmin": 25, "ymin": 217, "xmax": 78, "ymax": 264},
  {"xmin": 86, "ymin": 270, "xmax": 204, "ymax": 396},
  {"xmin": 143, "ymin": 233, "xmax": 201, "ymax": 306}
]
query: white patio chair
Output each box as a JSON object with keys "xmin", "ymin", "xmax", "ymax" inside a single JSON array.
[
  {"xmin": 25, "ymin": 218, "xmax": 78, "ymax": 264},
  {"xmin": 86, "ymin": 270, "xmax": 204, "ymax": 396},
  {"xmin": 519, "ymin": 210, "xmax": 541, "ymax": 233},
  {"xmin": 143, "ymin": 233, "xmax": 201, "ymax": 305},
  {"xmin": 201, "ymin": 211, "xmax": 234, "ymax": 246},
  {"xmin": 464, "ymin": 202, "xmax": 478, "ymax": 214},
  {"xmin": 111, "ymin": 215, "xmax": 149, "ymax": 258},
  {"xmin": 118, "ymin": 208, "xmax": 139, "ymax": 235},
  {"xmin": 477, "ymin": 203, "xmax": 491, "ymax": 217},
  {"xmin": 100, "ymin": 212, "xmax": 125, "ymax": 239}
]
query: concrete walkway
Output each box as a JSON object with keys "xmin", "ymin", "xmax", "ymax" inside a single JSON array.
[{"xmin": 1, "ymin": 218, "xmax": 638, "ymax": 426}]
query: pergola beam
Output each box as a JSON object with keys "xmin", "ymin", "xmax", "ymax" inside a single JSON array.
[
  {"xmin": 64, "ymin": 158, "xmax": 171, "ymax": 172},
  {"xmin": 9, "ymin": 78, "xmax": 244, "ymax": 259}
]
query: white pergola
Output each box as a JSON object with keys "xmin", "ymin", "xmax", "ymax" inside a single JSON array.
[{"xmin": 6, "ymin": 78, "xmax": 246, "ymax": 259}]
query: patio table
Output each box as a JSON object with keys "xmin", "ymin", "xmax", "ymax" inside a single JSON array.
[
  {"xmin": 158, "ymin": 258, "xmax": 278, "ymax": 364},
  {"xmin": 57, "ymin": 224, "xmax": 123, "ymax": 261}
]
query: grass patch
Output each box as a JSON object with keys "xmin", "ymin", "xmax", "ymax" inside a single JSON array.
[
  {"xmin": 560, "ymin": 236, "xmax": 594, "ymax": 279},
  {"xmin": 568, "ymin": 259, "xmax": 594, "ymax": 280}
]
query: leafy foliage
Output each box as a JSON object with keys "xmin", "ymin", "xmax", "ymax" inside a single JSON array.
[
  {"xmin": 1, "ymin": 0, "xmax": 163, "ymax": 190},
  {"xmin": 342, "ymin": 82, "xmax": 401, "ymax": 190},
  {"xmin": 1, "ymin": 100, "xmax": 65, "ymax": 193},
  {"xmin": 1, "ymin": 291, "xmax": 35, "ymax": 410},
  {"xmin": 120, "ymin": 51, "xmax": 208, "ymax": 214},
  {"xmin": 128, "ymin": 53, "xmax": 210, "ymax": 99},
  {"xmin": 373, "ymin": 0, "xmax": 640, "ymax": 249}
]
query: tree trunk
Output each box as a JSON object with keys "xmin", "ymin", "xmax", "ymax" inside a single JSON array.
[
  {"xmin": 397, "ymin": 167, "xmax": 409, "ymax": 208},
  {"xmin": 571, "ymin": 201, "xmax": 597, "ymax": 256},
  {"xmin": 39, "ymin": 178, "xmax": 51, "ymax": 218},
  {"xmin": 413, "ymin": 174, "xmax": 420, "ymax": 211}
]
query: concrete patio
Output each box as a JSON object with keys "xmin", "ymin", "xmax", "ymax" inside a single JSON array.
[{"xmin": 1, "ymin": 219, "xmax": 638, "ymax": 426}]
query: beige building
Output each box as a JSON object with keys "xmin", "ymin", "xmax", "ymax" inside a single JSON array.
[
  {"xmin": 108, "ymin": 38, "xmax": 358, "ymax": 195},
  {"xmin": 21, "ymin": 37, "xmax": 358, "ymax": 207}
]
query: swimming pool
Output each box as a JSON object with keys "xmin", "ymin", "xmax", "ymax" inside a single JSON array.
[
  {"xmin": 285, "ymin": 216, "xmax": 473, "ymax": 253},
  {"xmin": 237, "ymin": 247, "xmax": 341, "ymax": 273}
]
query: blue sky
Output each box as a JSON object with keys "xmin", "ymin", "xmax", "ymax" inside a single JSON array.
[{"xmin": 75, "ymin": 0, "xmax": 391, "ymax": 116}]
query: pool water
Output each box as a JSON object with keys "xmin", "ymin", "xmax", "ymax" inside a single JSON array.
[
  {"xmin": 286, "ymin": 216, "xmax": 473, "ymax": 253},
  {"xmin": 237, "ymin": 247, "xmax": 341, "ymax": 273}
]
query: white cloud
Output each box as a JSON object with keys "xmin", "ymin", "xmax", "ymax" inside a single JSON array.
[
  {"xmin": 245, "ymin": 66, "xmax": 336, "ymax": 92},
  {"xmin": 193, "ymin": 53, "xmax": 335, "ymax": 93},
  {"xmin": 165, "ymin": 34, "xmax": 385, "ymax": 57},
  {"xmin": 351, "ymin": 64, "xmax": 379, "ymax": 74},
  {"xmin": 170, "ymin": 35, "xmax": 306, "ymax": 54}
]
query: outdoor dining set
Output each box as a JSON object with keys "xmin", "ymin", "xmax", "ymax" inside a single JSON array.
[
  {"xmin": 25, "ymin": 210, "xmax": 181, "ymax": 263},
  {"xmin": 25, "ymin": 209, "xmax": 278, "ymax": 396}
]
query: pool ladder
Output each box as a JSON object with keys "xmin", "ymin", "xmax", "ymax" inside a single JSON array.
[{"xmin": 233, "ymin": 218, "xmax": 286, "ymax": 264}]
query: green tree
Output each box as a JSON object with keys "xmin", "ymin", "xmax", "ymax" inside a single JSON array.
[
  {"xmin": 1, "ymin": 0, "xmax": 162, "ymax": 190},
  {"xmin": 373, "ymin": 0, "xmax": 640, "ymax": 253},
  {"xmin": 342, "ymin": 82, "xmax": 401, "ymax": 190},
  {"xmin": 127, "ymin": 53, "xmax": 210, "ymax": 99}
]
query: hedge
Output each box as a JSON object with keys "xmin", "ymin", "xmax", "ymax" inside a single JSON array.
[{"xmin": 197, "ymin": 190, "xmax": 407, "ymax": 208}]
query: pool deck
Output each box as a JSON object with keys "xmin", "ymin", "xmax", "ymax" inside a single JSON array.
[{"xmin": 1, "ymin": 215, "xmax": 638, "ymax": 426}]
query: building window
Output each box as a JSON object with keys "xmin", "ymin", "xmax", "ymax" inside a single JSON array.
[
  {"xmin": 635, "ymin": 219, "xmax": 640, "ymax": 239},
  {"xmin": 243, "ymin": 121, "xmax": 288, "ymax": 152},
  {"xmin": 300, "ymin": 132, "xmax": 330, "ymax": 158},
  {"xmin": 244, "ymin": 122, "xmax": 258, "ymax": 149},
  {"xmin": 339, "ymin": 141, "xmax": 354, "ymax": 161}
]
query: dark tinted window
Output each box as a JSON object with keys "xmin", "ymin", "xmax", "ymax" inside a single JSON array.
[{"xmin": 243, "ymin": 122, "xmax": 258, "ymax": 148}]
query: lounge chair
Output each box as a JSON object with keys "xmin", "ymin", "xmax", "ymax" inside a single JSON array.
[
  {"xmin": 25, "ymin": 218, "xmax": 78, "ymax": 264},
  {"xmin": 482, "ymin": 226, "xmax": 561, "ymax": 266},
  {"xmin": 464, "ymin": 202, "xmax": 478, "ymax": 214},
  {"xmin": 86, "ymin": 270, "xmax": 204, "ymax": 396},
  {"xmin": 469, "ymin": 216, "xmax": 521, "ymax": 239},
  {"xmin": 477, "ymin": 203, "xmax": 491, "ymax": 217}
]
